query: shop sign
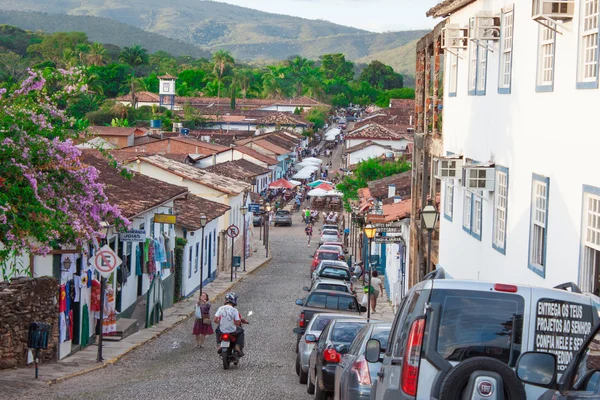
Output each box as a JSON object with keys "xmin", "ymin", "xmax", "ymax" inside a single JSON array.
[
  {"xmin": 154, "ymin": 214, "xmax": 177, "ymax": 224},
  {"xmin": 120, "ymin": 229, "xmax": 146, "ymax": 242}
]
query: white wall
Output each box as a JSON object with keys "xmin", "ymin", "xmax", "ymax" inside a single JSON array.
[
  {"xmin": 382, "ymin": 220, "xmax": 411, "ymax": 310},
  {"xmin": 438, "ymin": 0, "xmax": 600, "ymax": 290},
  {"xmin": 345, "ymin": 138, "xmax": 408, "ymax": 151},
  {"xmin": 181, "ymin": 218, "xmax": 219, "ymax": 297},
  {"xmin": 348, "ymin": 145, "xmax": 397, "ymax": 166}
]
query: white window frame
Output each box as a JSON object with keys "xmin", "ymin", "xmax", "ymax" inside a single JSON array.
[
  {"xmin": 579, "ymin": 186, "xmax": 600, "ymax": 294},
  {"xmin": 444, "ymin": 181, "xmax": 454, "ymax": 221},
  {"xmin": 528, "ymin": 174, "xmax": 550, "ymax": 277},
  {"xmin": 449, "ymin": 53, "xmax": 459, "ymax": 97},
  {"xmin": 188, "ymin": 245, "xmax": 193, "ymax": 279},
  {"xmin": 468, "ymin": 20, "xmax": 478, "ymax": 95},
  {"xmin": 493, "ymin": 167, "xmax": 509, "ymax": 254},
  {"xmin": 163, "ymin": 82, "xmax": 170, "ymax": 93},
  {"xmin": 472, "ymin": 196, "xmax": 483, "ymax": 239},
  {"xmin": 476, "ymin": 43, "xmax": 488, "ymax": 95},
  {"xmin": 577, "ymin": 0, "xmax": 600, "ymax": 88},
  {"xmin": 498, "ymin": 8, "xmax": 514, "ymax": 93},
  {"xmin": 537, "ymin": 22, "xmax": 556, "ymax": 91},
  {"xmin": 463, "ymin": 190, "xmax": 472, "ymax": 231},
  {"xmin": 194, "ymin": 242, "xmax": 200, "ymax": 273}
]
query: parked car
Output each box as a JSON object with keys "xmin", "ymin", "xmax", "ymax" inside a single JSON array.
[
  {"xmin": 295, "ymin": 313, "xmax": 364, "ymax": 384},
  {"xmin": 304, "ymin": 278, "xmax": 352, "ymax": 294},
  {"xmin": 365, "ymin": 269, "xmax": 599, "ymax": 400},
  {"xmin": 311, "ymin": 249, "xmax": 341, "ymax": 271},
  {"xmin": 516, "ymin": 319, "xmax": 600, "ymax": 399},
  {"xmin": 313, "ymin": 266, "xmax": 354, "ymax": 284},
  {"xmin": 274, "ymin": 210, "xmax": 292, "ymax": 227},
  {"xmin": 334, "ymin": 322, "xmax": 392, "ymax": 400},
  {"xmin": 253, "ymin": 213, "xmax": 264, "ymax": 227},
  {"xmin": 312, "ymin": 260, "xmax": 350, "ymax": 277},
  {"xmin": 322, "ymin": 224, "xmax": 340, "ymax": 232},
  {"xmin": 323, "ymin": 241, "xmax": 346, "ymax": 253},
  {"xmin": 295, "ymin": 290, "xmax": 366, "ymax": 352},
  {"xmin": 320, "ymin": 229, "xmax": 341, "ymax": 245},
  {"xmin": 317, "ymin": 245, "xmax": 345, "ymax": 261},
  {"xmin": 307, "ymin": 318, "xmax": 369, "ymax": 399}
]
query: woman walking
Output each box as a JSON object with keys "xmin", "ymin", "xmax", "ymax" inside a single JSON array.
[
  {"xmin": 367, "ymin": 271, "xmax": 384, "ymax": 313},
  {"xmin": 305, "ymin": 223, "xmax": 313, "ymax": 247},
  {"xmin": 193, "ymin": 292, "xmax": 213, "ymax": 347}
]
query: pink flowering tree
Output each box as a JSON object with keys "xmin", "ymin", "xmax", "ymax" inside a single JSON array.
[{"xmin": 0, "ymin": 68, "xmax": 129, "ymax": 280}]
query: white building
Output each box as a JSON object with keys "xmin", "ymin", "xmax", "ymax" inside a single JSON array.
[
  {"xmin": 345, "ymin": 123, "xmax": 411, "ymax": 153},
  {"xmin": 431, "ymin": 0, "xmax": 600, "ymax": 293},
  {"xmin": 344, "ymin": 141, "xmax": 397, "ymax": 167}
]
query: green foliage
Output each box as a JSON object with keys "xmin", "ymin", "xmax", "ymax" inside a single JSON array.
[
  {"xmin": 359, "ymin": 60, "xmax": 403, "ymax": 90},
  {"xmin": 26, "ymin": 31, "xmax": 89, "ymax": 65},
  {"xmin": 375, "ymin": 88, "xmax": 415, "ymax": 108},
  {"xmin": 305, "ymin": 106, "xmax": 329, "ymax": 130},
  {"xmin": 336, "ymin": 158, "xmax": 412, "ymax": 208},
  {"xmin": 320, "ymin": 53, "xmax": 354, "ymax": 81},
  {"xmin": 88, "ymin": 63, "xmax": 130, "ymax": 97}
]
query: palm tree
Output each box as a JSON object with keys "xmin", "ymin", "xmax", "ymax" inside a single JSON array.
[
  {"xmin": 61, "ymin": 49, "xmax": 78, "ymax": 68},
  {"xmin": 286, "ymin": 56, "xmax": 314, "ymax": 97},
  {"xmin": 262, "ymin": 65, "xmax": 293, "ymax": 99},
  {"xmin": 212, "ymin": 50, "xmax": 235, "ymax": 109},
  {"xmin": 233, "ymin": 68, "xmax": 253, "ymax": 106},
  {"xmin": 119, "ymin": 45, "xmax": 149, "ymax": 108},
  {"xmin": 87, "ymin": 43, "xmax": 107, "ymax": 66}
]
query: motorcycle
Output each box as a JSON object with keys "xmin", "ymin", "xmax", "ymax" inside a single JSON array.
[{"xmin": 219, "ymin": 332, "xmax": 240, "ymax": 370}]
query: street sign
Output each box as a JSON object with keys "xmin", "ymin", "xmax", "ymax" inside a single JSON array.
[
  {"xmin": 120, "ymin": 229, "xmax": 146, "ymax": 242},
  {"xmin": 374, "ymin": 235, "xmax": 406, "ymax": 244},
  {"xmin": 154, "ymin": 213, "xmax": 177, "ymax": 224},
  {"xmin": 92, "ymin": 245, "xmax": 122, "ymax": 278},
  {"xmin": 226, "ymin": 225, "xmax": 240, "ymax": 238},
  {"xmin": 248, "ymin": 203, "xmax": 260, "ymax": 213},
  {"xmin": 372, "ymin": 221, "xmax": 404, "ymax": 229}
]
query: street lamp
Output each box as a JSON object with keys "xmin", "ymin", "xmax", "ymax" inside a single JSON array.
[
  {"xmin": 240, "ymin": 205, "xmax": 248, "ymax": 272},
  {"xmin": 265, "ymin": 202, "xmax": 271, "ymax": 258},
  {"xmin": 199, "ymin": 213, "xmax": 208, "ymax": 295},
  {"xmin": 421, "ymin": 200, "xmax": 439, "ymax": 276},
  {"xmin": 363, "ymin": 223, "xmax": 377, "ymax": 322}
]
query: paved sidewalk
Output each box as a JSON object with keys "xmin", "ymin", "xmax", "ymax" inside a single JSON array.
[
  {"xmin": 1, "ymin": 238, "xmax": 271, "ymax": 398},
  {"xmin": 353, "ymin": 280, "xmax": 396, "ymax": 322}
]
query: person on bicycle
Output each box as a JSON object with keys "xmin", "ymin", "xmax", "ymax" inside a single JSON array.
[{"xmin": 305, "ymin": 223, "xmax": 313, "ymax": 247}]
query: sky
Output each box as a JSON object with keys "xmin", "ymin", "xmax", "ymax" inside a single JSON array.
[{"xmin": 213, "ymin": 0, "xmax": 441, "ymax": 32}]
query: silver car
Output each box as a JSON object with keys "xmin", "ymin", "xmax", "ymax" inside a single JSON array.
[
  {"xmin": 304, "ymin": 277, "xmax": 353, "ymax": 294},
  {"xmin": 295, "ymin": 313, "xmax": 364, "ymax": 385},
  {"xmin": 320, "ymin": 229, "xmax": 340, "ymax": 245}
]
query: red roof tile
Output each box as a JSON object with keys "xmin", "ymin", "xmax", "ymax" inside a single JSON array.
[{"xmin": 174, "ymin": 194, "xmax": 230, "ymax": 231}]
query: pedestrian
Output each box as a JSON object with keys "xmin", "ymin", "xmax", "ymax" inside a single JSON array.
[
  {"xmin": 193, "ymin": 292, "xmax": 214, "ymax": 347},
  {"xmin": 366, "ymin": 271, "xmax": 384, "ymax": 313},
  {"xmin": 304, "ymin": 208, "xmax": 310, "ymax": 224},
  {"xmin": 305, "ymin": 223, "xmax": 313, "ymax": 247}
]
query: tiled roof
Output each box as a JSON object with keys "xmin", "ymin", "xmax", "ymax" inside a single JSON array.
[
  {"xmin": 139, "ymin": 155, "xmax": 251, "ymax": 195},
  {"xmin": 367, "ymin": 200, "xmax": 411, "ymax": 223},
  {"xmin": 174, "ymin": 194, "xmax": 230, "ymax": 231},
  {"xmin": 234, "ymin": 146, "xmax": 279, "ymax": 166},
  {"xmin": 346, "ymin": 123, "xmax": 412, "ymax": 140},
  {"xmin": 89, "ymin": 126, "xmax": 142, "ymax": 137},
  {"xmin": 170, "ymin": 137, "xmax": 227, "ymax": 152},
  {"xmin": 116, "ymin": 91, "xmax": 160, "ymax": 103},
  {"xmin": 254, "ymin": 113, "xmax": 311, "ymax": 126},
  {"xmin": 253, "ymin": 140, "xmax": 290, "ymax": 155},
  {"xmin": 204, "ymin": 159, "xmax": 271, "ymax": 181},
  {"xmin": 120, "ymin": 137, "xmax": 226, "ymax": 155},
  {"xmin": 426, "ymin": 0, "xmax": 475, "ymax": 17},
  {"xmin": 367, "ymin": 171, "xmax": 412, "ymax": 200},
  {"xmin": 133, "ymin": 135, "xmax": 161, "ymax": 146},
  {"xmin": 344, "ymin": 140, "xmax": 395, "ymax": 154},
  {"xmin": 157, "ymin": 73, "xmax": 177, "ymax": 79},
  {"xmin": 82, "ymin": 153, "xmax": 188, "ymax": 219}
]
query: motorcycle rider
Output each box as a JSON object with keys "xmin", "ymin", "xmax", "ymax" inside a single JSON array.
[{"xmin": 214, "ymin": 292, "xmax": 248, "ymax": 357}]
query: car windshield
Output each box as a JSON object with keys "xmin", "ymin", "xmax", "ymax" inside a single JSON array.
[
  {"xmin": 318, "ymin": 253, "xmax": 339, "ymax": 261},
  {"xmin": 312, "ymin": 316, "xmax": 335, "ymax": 332},
  {"xmin": 316, "ymin": 283, "xmax": 349, "ymax": 292},
  {"xmin": 305, "ymin": 294, "xmax": 357, "ymax": 311},
  {"xmin": 331, "ymin": 322, "xmax": 367, "ymax": 344},
  {"xmin": 276, "ymin": 211, "xmax": 289, "ymax": 216},
  {"xmin": 322, "ymin": 230, "xmax": 338, "ymax": 236},
  {"xmin": 320, "ymin": 267, "xmax": 350, "ymax": 280},
  {"xmin": 432, "ymin": 290, "xmax": 524, "ymax": 366},
  {"xmin": 320, "ymin": 246, "xmax": 341, "ymax": 253}
]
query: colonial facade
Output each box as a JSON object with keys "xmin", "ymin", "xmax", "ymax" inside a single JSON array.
[{"xmin": 430, "ymin": 0, "xmax": 600, "ymax": 292}]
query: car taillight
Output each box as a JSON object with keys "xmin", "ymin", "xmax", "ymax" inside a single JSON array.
[
  {"xmin": 323, "ymin": 348, "xmax": 341, "ymax": 363},
  {"xmin": 299, "ymin": 312, "xmax": 305, "ymax": 328},
  {"xmin": 494, "ymin": 283, "xmax": 518, "ymax": 293},
  {"xmin": 401, "ymin": 319, "xmax": 425, "ymax": 396},
  {"xmin": 222, "ymin": 333, "xmax": 230, "ymax": 341},
  {"xmin": 351, "ymin": 356, "xmax": 371, "ymax": 386}
]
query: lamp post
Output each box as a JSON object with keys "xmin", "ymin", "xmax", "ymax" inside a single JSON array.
[
  {"xmin": 240, "ymin": 205, "xmax": 248, "ymax": 272},
  {"xmin": 265, "ymin": 202, "xmax": 271, "ymax": 258},
  {"xmin": 421, "ymin": 200, "xmax": 439, "ymax": 276},
  {"xmin": 199, "ymin": 213, "xmax": 208, "ymax": 295},
  {"xmin": 363, "ymin": 223, "xmax": 377, "ymax": 322}
]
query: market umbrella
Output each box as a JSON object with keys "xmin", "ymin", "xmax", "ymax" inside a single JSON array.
[
  {"xmin": 301, "ymin": 165, "xmax": 319, "ymax": 172},
  {"xmin": 289, "ymin": 180, "xmax": 302, "ymax": 186},
  {"xmin": 315, "ymin": 183, "xmax": 334, "ymax": 191},
  {"xmin": 269, "ymin": 178, "xmax": 295, "ymax": 189},
  {"xmin": 293, "ymin": 169, "xmax": 314, "ymax": 180},
  {"xmin": 325, "ymin": 190, "xmax": 344, "ymax": 197},
  {"xmin": 307, "ymin": 188, "xmax": 328, "ymax": 197},
  {"xmin": 297, "ymin": 160, "xmax": 321, "ymax": 168},
  {"xmin": 303, "ymin": 157, "xmax": 323, "ymax": 164},
  {"xmin": 307, "ymin": 180, "xmax": 332, "ymax": 188}
]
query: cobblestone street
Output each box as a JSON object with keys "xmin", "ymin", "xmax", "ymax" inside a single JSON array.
[{"xmin": 21, "ymin": 214, "xmax": 314, "ymax": 400}]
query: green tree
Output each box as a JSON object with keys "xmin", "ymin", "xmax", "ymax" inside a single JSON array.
[
  {"xmin": 212, "ymin": 49, "xmax": 235, "ymax": 108},
  {"xmin": 0, "ymin": 51, "xmax": 29, "ymax": 82},
  {"xmin": 233, "ymin": 68, "xmax": 254, "ymax": 103},
  {"xmin": 119, "ymin": 45, "xmax": 149, "ymax": 107},
  {"xmin": 375, "ymin": 87, "xmax": 415, "ymax": 107},
  {"xmin": 88, "ymin": 63, "xmax": 130, "ymax": 98},
  {"xmin": 305, "ymin": 106, "xmax": 329, "ymax": 130},
  {"xmin": 177, "ymin": 69, "xmax": 206, "ymax": 96},
  {"xmin": 262, "ymin": 65, "xmax": 294, "ymax": 99},
  {"xmin": 320, "ymin": 53, "xmax": 354, "ymax": 81},
  {"xmin": 86, "ymin": 42, "xmax": 107, "ymax": 66},
  {"xmin": 359, "ymin": 60, "xmax": 403, "ymax": 90},
  {"xmin": 27, "ymin": 32, "xmax": 89, "ymax": 65}
]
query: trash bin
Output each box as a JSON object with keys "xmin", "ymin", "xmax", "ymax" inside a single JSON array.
[
  {"xmin": 232, "ymin": 256, "xmax": 241, "ymax": 269},
  {"xmin": 28, "ymin": 322, "xmax": 51, "ymax": 350}
]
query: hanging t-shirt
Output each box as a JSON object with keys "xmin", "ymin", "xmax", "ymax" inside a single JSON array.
[
  {"xmin": 64, "ymin": 312, "xmax": 70, "ymax": 341},
  {"xmin": 69, "ymin": 310, "xmax": 74, "ymax": 340},
  {"xmin": 65, "ymin": 282, "xmax": 71, "ymax": 314},
  {"xmin": 91, "ymin": 279, "xmax": 101, "ymax": 312},
  {"xmin": 59, "ymin": 312, "xmax": 66, "ymax": 342},
  {"xmin": 86, "ymin": 269, "xmax": 92, "ymax": 288},
  {"xmin": 73, "ymin": 275, "xmax": 81, "ymax": 302},
  {"xmin": 59, "ymin": 284, "xmax": 66, "ymax": 312},
  {"xmin": 81, "ymin": 304, "xmax": 89, "ymax": 347}
]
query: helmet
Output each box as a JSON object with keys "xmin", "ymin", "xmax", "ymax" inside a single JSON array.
[{"xmin": 225, "ymin": 292, "xmax": 238, "ymax": 306}]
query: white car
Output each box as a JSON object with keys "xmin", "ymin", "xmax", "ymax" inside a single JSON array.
[{"xmin": 319, "ymin": 229, "xmax": 340, "ymax": 245}]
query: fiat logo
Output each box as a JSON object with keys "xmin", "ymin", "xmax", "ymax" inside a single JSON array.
[{"xmin": 477, "ymin": 380, "xmax": 494, "ymax": 397}]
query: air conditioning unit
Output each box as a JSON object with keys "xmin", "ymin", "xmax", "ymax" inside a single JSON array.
[
  {"xmin": 173, "ymin": 122, "xmax": 183, "ymax": 132},
  {"xmin": 532, "ymin": 0, "xmax": 574, "ymax": 22},
  {"xmin": 463, "ymin": 165, "xmax": 495, "ymax": 191},
  {"xmin": 470, "ymin": 12, "xmax": 501, "ymax": 41},
  {"xmin": 434, "ymin": 156, "xmax": 464, "ymax": 179},
  {"xmin": 442, "ymin": 24, "xmax": 469, "ymax": 50}
]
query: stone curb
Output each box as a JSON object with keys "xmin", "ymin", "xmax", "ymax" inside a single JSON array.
[{"xmin": 47, "ymin": 255, "xmax": 272, "ymax": 386}]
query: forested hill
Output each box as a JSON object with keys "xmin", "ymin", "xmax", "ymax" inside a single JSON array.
[{"xmin": 0, "ymin": 1, "xmax": 429, "ymax": 74}]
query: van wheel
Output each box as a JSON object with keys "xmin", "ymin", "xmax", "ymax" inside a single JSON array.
[
  {"xmin": 438, "ymin": 357, "xmax": 526, "ymax": 400},
  {"xmin": 295, "ymin": 354, "xmax": 301, "ymax": 376}
]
